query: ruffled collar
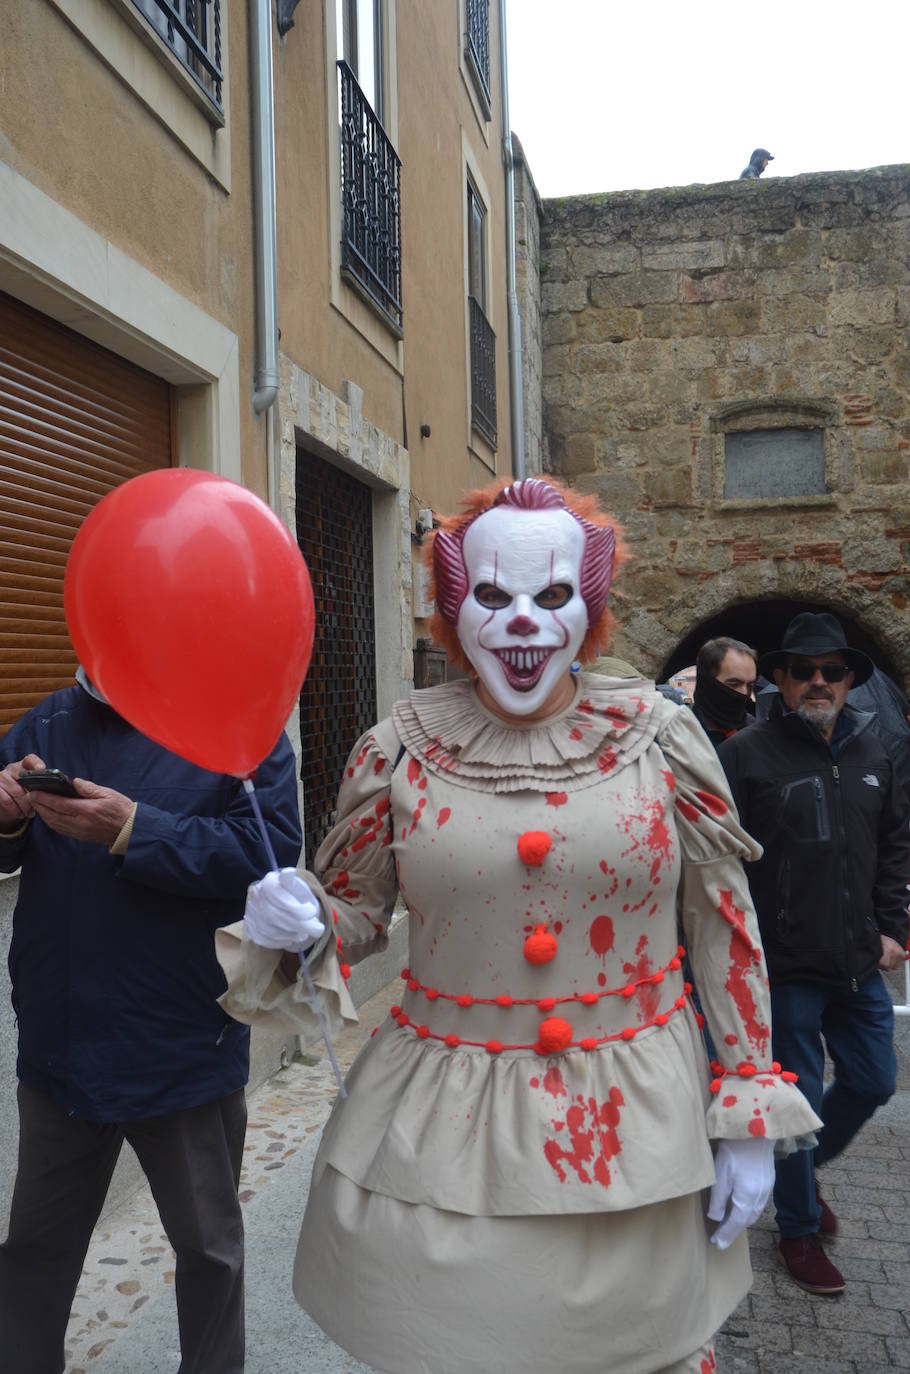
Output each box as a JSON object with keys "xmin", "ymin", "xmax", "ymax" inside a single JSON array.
[{"xmin": 392, "ymin": 674, "xmax": 669, "ymax": 793}]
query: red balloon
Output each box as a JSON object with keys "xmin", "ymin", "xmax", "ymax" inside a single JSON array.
[{"xmin": 64, "ymin": 469, "xmax": 315, "ymax": 777}]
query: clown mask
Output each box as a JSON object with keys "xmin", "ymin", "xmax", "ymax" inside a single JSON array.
[{"xmin": 456, "ymin": 505, "xmax": 588, "ymax": 716}]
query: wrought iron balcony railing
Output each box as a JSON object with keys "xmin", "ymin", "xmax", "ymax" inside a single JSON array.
[
  {"xmin": 464, "ymin": 0, "xmax": 491, "ymax": 113},
  {"xmin": 338, "ymin": 61, "xmax": 403, "ymax": 332},
  {"xmin": 469, "ymin": 295, "xmax": 497, "ymax": 447},
  {"xmin": 130, "ymin": 0, "xmax": 223, "ymax": 110}
]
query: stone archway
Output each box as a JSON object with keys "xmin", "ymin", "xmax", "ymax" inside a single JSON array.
[
  {"xmin": 611, "ymin": 559, "xmax": 910, "ymax": 692},
  {"xmin": 657, "ymin": 598, "xmax": 903, "ymax": 687}
]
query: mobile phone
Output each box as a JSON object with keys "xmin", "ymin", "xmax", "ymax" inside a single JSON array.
[{"xmin": 17, "ymin": 769, "xmax": 79, "ymax": 798}]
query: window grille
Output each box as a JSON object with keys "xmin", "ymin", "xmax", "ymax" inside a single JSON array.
[
  {"xmin": 464, "ymin": 0, "xmax": 491, "ymax": 112},
  {"xmin": 338, "ymin": 60, "xmax": 403, "ymax": 331},
  {"xmin": 296, "ymin": 450, "xmax": 377, "ymax": 866},
  {"xmin": 130, "ymin": 0, "xmax": 222, "ymax": 109},
  {"xmin": 469, "ymin": 295, "xmax": 497, "ymax": 447}
]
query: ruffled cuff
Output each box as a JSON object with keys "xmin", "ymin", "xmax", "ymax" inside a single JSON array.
[
  {"xmin": 704, "ymin": 1061, "xmax": 821, "ymax": 1157},
  {"xmin": 216, "ymin": 921, "xmax": 358, "ymax": 1045}
]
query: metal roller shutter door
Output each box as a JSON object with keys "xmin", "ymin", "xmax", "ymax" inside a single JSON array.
[{"xmin": 0, "ymin": 291, "xmax": 173, "ymax": 735}]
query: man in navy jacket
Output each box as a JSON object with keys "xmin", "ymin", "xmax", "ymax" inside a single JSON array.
[{"xmin": 0, "ymin": 670, "xmax": 302, "ymax": 1374}]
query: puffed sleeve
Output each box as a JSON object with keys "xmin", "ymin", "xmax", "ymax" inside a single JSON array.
[
  {"xmin": 658, "ymin": 706, "xmax": 822, "ymax": 1149},
  {"xmin": 216, "ymin": 718, "xmax": 401, "ymax": 1043}
]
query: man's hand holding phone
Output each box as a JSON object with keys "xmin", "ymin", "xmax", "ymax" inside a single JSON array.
[
  {"xmin": 0, "ymin": 754, "xmax": 46, "ymax": 831},
  {"xmin": 0, "ymin": 757, "xmax": 134, "ymax": 846}
]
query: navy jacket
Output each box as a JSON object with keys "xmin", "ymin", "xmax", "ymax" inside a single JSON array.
[
  {"xmin": 1, "ymin": 684, "xmax": 302, "ymax": 1121},
  {"xmin": 718, "ymin": 703, "xmax": 910, "ymax": 988}
]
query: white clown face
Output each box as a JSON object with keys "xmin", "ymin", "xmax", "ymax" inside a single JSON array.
[{"xmin": 456, "ymin": 506, "xmax": 588, "ymax": 716}]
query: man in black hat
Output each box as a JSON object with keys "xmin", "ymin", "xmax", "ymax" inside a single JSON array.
[
  {"xmin": 717, "ymin": 612, "xmax": 910, "ymax": 1296},
  {"xmin": 691, "ymin": 637, "xmax": 758, "ymax": 749},
  {"xmin": 739, "ymin": 148, "xmax": 774, "ymax": 179}
]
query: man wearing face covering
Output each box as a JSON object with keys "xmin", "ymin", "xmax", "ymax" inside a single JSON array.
[{"xmin": 691, "ymin": 637, "xmax": 758, "ymax": 749}]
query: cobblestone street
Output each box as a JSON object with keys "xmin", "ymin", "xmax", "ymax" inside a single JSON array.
[{"xmin": 64, "ymin": 979, "xmax": 910, "ymax": 1374}]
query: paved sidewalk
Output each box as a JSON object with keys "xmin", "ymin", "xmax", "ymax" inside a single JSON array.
[{"xmin": 63, "ymin": 979, "xmax": 910, "ymax": 1374}]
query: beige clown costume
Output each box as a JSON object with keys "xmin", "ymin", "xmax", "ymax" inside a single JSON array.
[{"xmin": 218, "ymin": 672, "xmax": 821, "ymax": 1374}]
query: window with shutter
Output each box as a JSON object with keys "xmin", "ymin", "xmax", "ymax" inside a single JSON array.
[{"xmin": 0, "ymin": 292, "xmax": 174, "ymax": 735}]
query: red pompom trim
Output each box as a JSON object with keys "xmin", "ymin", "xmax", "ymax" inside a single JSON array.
[
  {"xmin": 708, "ymin": 1062, "xmax": 800, "ymax": 1093},
  {"xmin": 516, "ymin": 831, "xmax": 553, "ymax": 866}
]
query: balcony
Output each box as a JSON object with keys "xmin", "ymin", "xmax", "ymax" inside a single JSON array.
[
  {"xmin": 130, "ymin": 0, "xmax": 223, "ymax": 111},
  {"xmin": 338, "ymin": 61, "xmax": 403, "ymax": 333},
  {"xmin": 469, "ymin": 295, "xmax": 497, "ymax": 447},
  {"xmin": 464, "ymin": 0, "xmax": 492, "ymax": 116}
]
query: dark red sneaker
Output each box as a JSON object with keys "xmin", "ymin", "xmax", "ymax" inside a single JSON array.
[
  {"xmin": 815, "ymin": 1181, "xmax": 838, "ymax": 1237},
  {"xmin": 778, "ymin": 1235, "xmax": 845, "ymax": 1294}
]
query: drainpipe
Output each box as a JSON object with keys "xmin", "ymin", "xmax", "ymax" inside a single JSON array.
[
  {"xmin": 251, "ymin": 0, "xmax": 279, "ymax": 422},
  {"xmin": 499, "ymin": 0, "xmax": 525, "ymax": 479}
]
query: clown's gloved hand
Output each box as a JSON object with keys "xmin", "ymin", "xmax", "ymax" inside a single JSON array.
[
  {"xmin": 244, "ymin": 868, "xmax": 325, "ymax": 954},
  {"xmin": 707, "ymin": 1137, "xmax": 775, "ymax": 1250}
]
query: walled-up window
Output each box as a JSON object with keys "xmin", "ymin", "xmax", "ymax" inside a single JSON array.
[{"xmin": 724, "ymin": 428, "xmax": 826, "ymax": 500}]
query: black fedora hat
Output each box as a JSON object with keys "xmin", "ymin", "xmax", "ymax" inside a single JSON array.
[{"xmin": 759, "ymin": 612, "xmax": 874, "ymax": 686}]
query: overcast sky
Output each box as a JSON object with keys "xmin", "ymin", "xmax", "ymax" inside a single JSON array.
[{"xmin": 506, "ymin": 0, "xmax": 908, "ymax": 199}]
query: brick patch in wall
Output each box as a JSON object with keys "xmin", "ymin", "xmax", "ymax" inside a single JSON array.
[{"xmin": 791, "ymin": 542, "xmax": 844, "ymax": 566}]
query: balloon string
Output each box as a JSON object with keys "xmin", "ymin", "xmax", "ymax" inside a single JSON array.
[{"xmin": 243, "ymin": 778, "xmax": 347, "ymax": 1099}]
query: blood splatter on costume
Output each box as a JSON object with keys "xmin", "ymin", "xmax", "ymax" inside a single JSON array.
[{"xmin": 217, "ymin": 480, "xmax": 819, "ymax": 1373}]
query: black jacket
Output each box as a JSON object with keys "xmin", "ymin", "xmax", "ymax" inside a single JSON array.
[{"xmin": 717, "ymin": 703, "xmax": 910, "ymax": 987}]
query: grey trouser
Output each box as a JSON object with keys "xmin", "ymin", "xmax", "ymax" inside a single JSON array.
[{"xmin": 0, "ymin": 1080, "xmax": 247, "ymax": 1374}]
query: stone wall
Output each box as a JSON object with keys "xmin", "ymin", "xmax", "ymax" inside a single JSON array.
[
  {"xmin": 538, "ymin": 167, "xmax": 910, "ymax": 680},
  {"xmin": 513, "ymin": 135, "xmax": 544, "ymax": 475}
]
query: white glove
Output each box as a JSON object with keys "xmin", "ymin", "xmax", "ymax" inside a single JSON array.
[
  {"xmin": 707, "ymin": 1137, "xmax": 775, "ymax": 1250},
  {"xmin": 244, "ymin": 868, "xmax": 325, "ymax": 954}
]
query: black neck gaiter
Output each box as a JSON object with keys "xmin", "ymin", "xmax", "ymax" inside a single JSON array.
[{"xmin": 694, "ymin": 665, "xmax": 754, "ymax": 730}]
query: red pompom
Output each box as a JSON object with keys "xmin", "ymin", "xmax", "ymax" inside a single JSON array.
[
  {"xmin": 537, "ymin": 997, "xmax": 557, "ymax": 1013},
  {"xmin": 339, "ymin": 963, "xmax": 351, "ymax": 980},
  {"xmin": 485, "ymin": 1040, "xmax": 504, "ymax": 1056},
  {"xmin": 517, "ymin": 831, "xmax": 553, "ymax": 866},
  {"xmin": 456, "ymin": 994, "xmax": 473, "ymax": 1008},
  {"xmin": 425, "ymin": 988, "xmax": 439, "ymax": 1001},
  {"xmin": 580, "ymin": 991, "xmax": 599, "ymax": 1006},
  {"xmin": 390, "ymin": 1005, "xmax": 401, "ymax": 1018},
  {"xmin": 538, "ymin": 1016, "xmax": 573, "ymax": 1054},
  {"xmin": 496, "ymin": 994, "xmax": 514, "ymax": 1008},
  {"xmin": 580, "ymin": 1037, "xmax": 598, "ymax": 1052},
  {"xmin": 444, "ymin": 1034, "xmax": 461, "ymax": 1048},
  {"xmin": 621, "ymin": 1027, "xmax": 637, "ymax": 1041},
  {"xmin": 524, "ymin": 924, "xmax": 559, "ymax": 965},
  {"xmin": 416, "ymin": 1025, "xmax": 430, "ymax": 1039}
]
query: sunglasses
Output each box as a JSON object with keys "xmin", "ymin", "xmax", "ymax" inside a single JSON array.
[{"xmin": 787, "ymin": 662, "xmax": 849, "ymax": 683}]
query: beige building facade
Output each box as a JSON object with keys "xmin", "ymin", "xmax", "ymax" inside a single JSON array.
[{"xmin": 0, "ymin": 0, "xmax": 521, "ymax": 1222}]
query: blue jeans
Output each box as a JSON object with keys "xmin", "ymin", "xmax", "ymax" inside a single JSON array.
[{"xmin": 771, "ymin": 972, "xmax": 896, "ymax": 1237}]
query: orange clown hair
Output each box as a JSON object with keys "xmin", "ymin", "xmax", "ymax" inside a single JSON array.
[{"xmin": 424, "ymin": 475, "xmax": 626, "ymax": 676}]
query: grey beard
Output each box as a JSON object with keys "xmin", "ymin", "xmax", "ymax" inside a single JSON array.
[{"xmin": 796, "ymin": 699, "xmax": 838, "ymax": 732}]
